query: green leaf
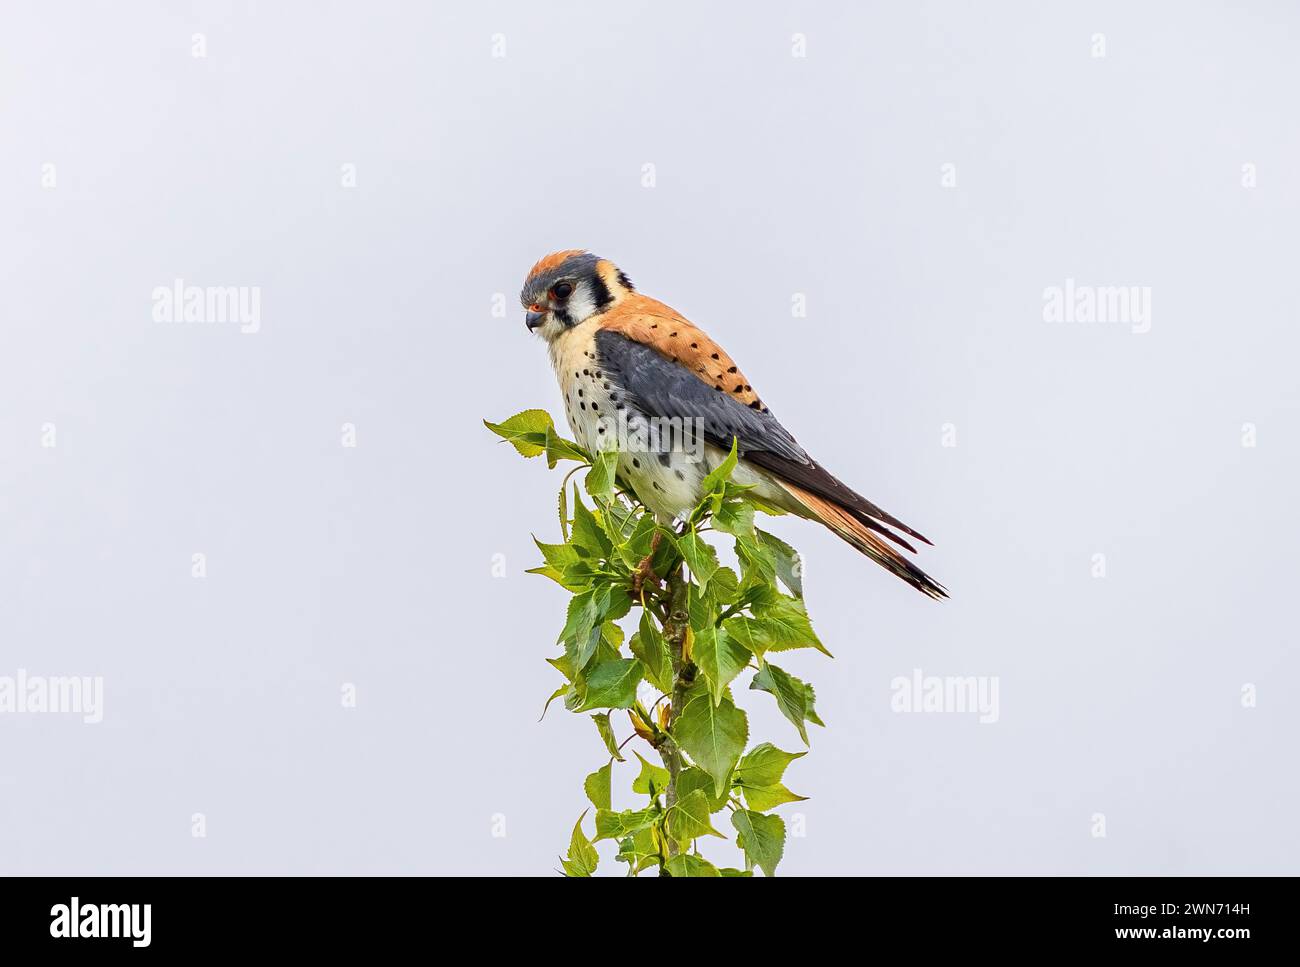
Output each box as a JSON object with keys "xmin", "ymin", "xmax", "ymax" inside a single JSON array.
[
  {"xmin": 562, "ymin": 585, "xmax": 632, "ymax": 675},
  {"xmin": 805, "ymin": 694, "xmax": 825, "ymax": 727},
  {"xmin": 678, "ymin": 766, "xmax": 731, "ymax": 812},
  {"xmin": 673, "ymin": 690, "xmax": 748, "ymax": 797},
  {"xmin": 543, "ymin": 424, "xmax": 590, "ymax": 467},
  {"xmin": 559, "ymin": 588, "xmax": 600, "ymax": 646},
  {"xmin": 594, "ymin": 585, "xmax": 633, "ymax": 627},
  {"xmin": 740, "ymin": 782, "xmax": 807, "ymax": 812},
  {"xmin": 623, "ymin": 514, "xmax": 658, "ymax": 565},
  {"xmin": 720, "ymin": 616, "xmax": 761, "ymax": 654},
  {"xmin": 560, "ymin": 813, "xmax": 599, "ymax": 877},
  {"xmin": 652, "ymin": 532, "xmax": 680, "ymax": 577},
  {"xmin": 733, "ymin": 739, "xmax": 810, "ymax": 811},
  {"xmin": 734, "ymin": 742, "xmax": 805, "ymax": 788},
  {"xmin": 539, "ymin": 685, "xmax": 568, "ymax": 721},
  {"xmin": 687, "ymin": 585, "xmax": 718, "ymax": 629},
  {"xmin": 719, "ymin": 867, "xmax": 754, "ymax": 877},
  {"xmin": 592, "ymin": 712, "xmax": 625, "ymax": 761},
  {"xmin": 630, "ymin": 612, "xmax": 673, "ymax": 693},
  {"xmin": 585, "ymin": 448, "xmax": 620, "ymax": 499},
  {"xmin": 558, "ymin": 484, "xmax": 569, "ymax": 541},
  {"xmin": 534, "ymin": 536, "xmax": 581, "ymax": 569},
  {"xmin": 570, "ymin": 488, "xmax": 612, "ymax": 558},
  {"xmin": 750, "ymin": 663, "xmax": 822, "ymax": 745},
  {"xmin": 484, "ymin": 409, "xmax": 554, "ymax": 457},
  {"xmin": 734, "ymin": 532, "xmax": 777, "ymax": 587},
  {"xmin": 560, "ymin": 590, "xmax": 603, "ymax": 672},
  {"xmin": 723, "ymin": 608, "xmax": 828, "ymax": 659},
  {"xmin": 665, "ymin": 853, "xmax": 721, "ymax": 878},
  {"xmin": 699, "ymin": 437, "xmax": 739, "ymax": 497},
  {"xmin": 631, "ymin": 752, "xmax": 672, "ymax": 798},
  {"xmin": 547, "ymin": 654, "xmax": 575, "ymax": 682},
  {"xmin": 751, "ymin": 592, "xmax": 829, "ymax": 656},
  {"xmin": 567, "ymin": 634, "xmax": 619, "ymax": 692},
  {"xmin": 706, "ymin": 566, "xmax": 741, "ymax": 606},
  {"xmin": 599, "ymin": 500, "xmax": 638, "ymax": 557},
  {"xmin": 574, "ymin": 659, "xmax": 643, "ymax": 711},
  {"xmin": 675, "ymin": 530, "xmax": 719, "ymax": 590},
  {"xmin": 565, "ymin": 632, "xmax": 603, "ymax": 679},
  {"xmin": 665, "ymin": 789, "xmax": 725, "ymax": 846},
  {"xmin": 594, "ymin": 806, "xmax": 657, "ymax": 841},
  {"xmin": 526, "ymin": 564, "xmax": 587, "ymax": 592},
  {"xmin": 558, "ymin": 559, "xmax": 604, "ymax": 591},
  {"xmin": 584, "ymin": 762, "xmax": 612, "ymax": 810},
  {"xmin": 731, "ymin": 809, "xmax": 785, "ymax": 876},
  {"xmin": 616, "ymin": 827, "xmax": 660, "ymax": 874},
  {"xmin": 756, "ymin": 529, "xmax": 803, "ymax": 597},
  {"xmin": 692, "ymin": 624, "xmax": 752, "ymax": 706},
  {"xmin": 714, "ymin": 499, "xmax": 755, "ymax": 538}
]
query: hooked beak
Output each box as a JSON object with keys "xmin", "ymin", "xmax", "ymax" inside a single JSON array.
[{"xmin": 525, "ymin": 305, "xmax": 546, "ymax": 331}]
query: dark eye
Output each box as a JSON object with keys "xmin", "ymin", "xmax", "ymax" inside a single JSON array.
[{"xmin": 551, "ymin": 282, "xmax": 573, "ymax": 300}]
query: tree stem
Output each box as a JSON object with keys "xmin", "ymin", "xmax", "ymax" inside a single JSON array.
[{"xmin": 658, "ymin": 562, "xmax": 693, "ymax": 859}]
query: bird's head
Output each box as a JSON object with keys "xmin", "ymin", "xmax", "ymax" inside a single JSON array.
[{"xmin": 520, "ymin": 250, "xmax": 634, "ymax": 341}]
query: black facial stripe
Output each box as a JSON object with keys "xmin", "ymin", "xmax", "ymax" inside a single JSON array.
[
  {"xmin": 616, "ymin": 271, "xmax": 635, "ymax": 291},
  {"xmin": 554, "ymin": 308, "xmax": 574, "ymax": 327},
  {"xmin": 588, "ymin": 272, "xmax": 612, "ymax": 312}
]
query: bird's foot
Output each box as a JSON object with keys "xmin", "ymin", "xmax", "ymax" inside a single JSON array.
[{"xmin": 629, "ymin": 532, "xmax": 664, "ymax": 598}]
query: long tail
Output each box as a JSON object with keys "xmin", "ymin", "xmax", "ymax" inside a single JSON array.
[{"xmin": 780, "ymin": 483, "xmax": 948, "ymax": 600}]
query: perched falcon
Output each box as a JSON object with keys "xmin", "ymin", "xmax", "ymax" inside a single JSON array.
[{"xmin": 521, "ymin": 250, "xmax": 947, "ymax": 599}]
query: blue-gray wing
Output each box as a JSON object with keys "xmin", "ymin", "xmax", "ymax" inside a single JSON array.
[
  {"xmin": 594, "ymin": 329, "xmax": 932, "ymax": 546},
  {"xmin": 594, "ymin": 329, "xmax": 808, "ymax": 463}
]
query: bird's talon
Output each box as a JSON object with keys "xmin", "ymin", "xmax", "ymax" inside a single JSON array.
[{"xmin": 630, "ymin": 553, "xmax": 659, "ymax": 597}]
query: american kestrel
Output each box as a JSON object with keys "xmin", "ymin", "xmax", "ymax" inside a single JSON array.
[{"xmin": 521, "ymin": 250, "xmax": 946, "ymax": 599}]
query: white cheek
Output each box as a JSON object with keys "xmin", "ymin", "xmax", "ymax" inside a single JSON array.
[{"xmin": 565, "ymin": 287, "xmax": 597, "ymax": 324}]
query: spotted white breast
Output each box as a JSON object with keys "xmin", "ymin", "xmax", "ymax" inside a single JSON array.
[{"xmin": 549, "ymin": 319, "xmax": 716, "ymax": 520}]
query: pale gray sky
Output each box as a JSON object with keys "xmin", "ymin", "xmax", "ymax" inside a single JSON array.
[{"xmin": 1, "ymin": 0, "xmax": 1296, "ymax": 874}]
